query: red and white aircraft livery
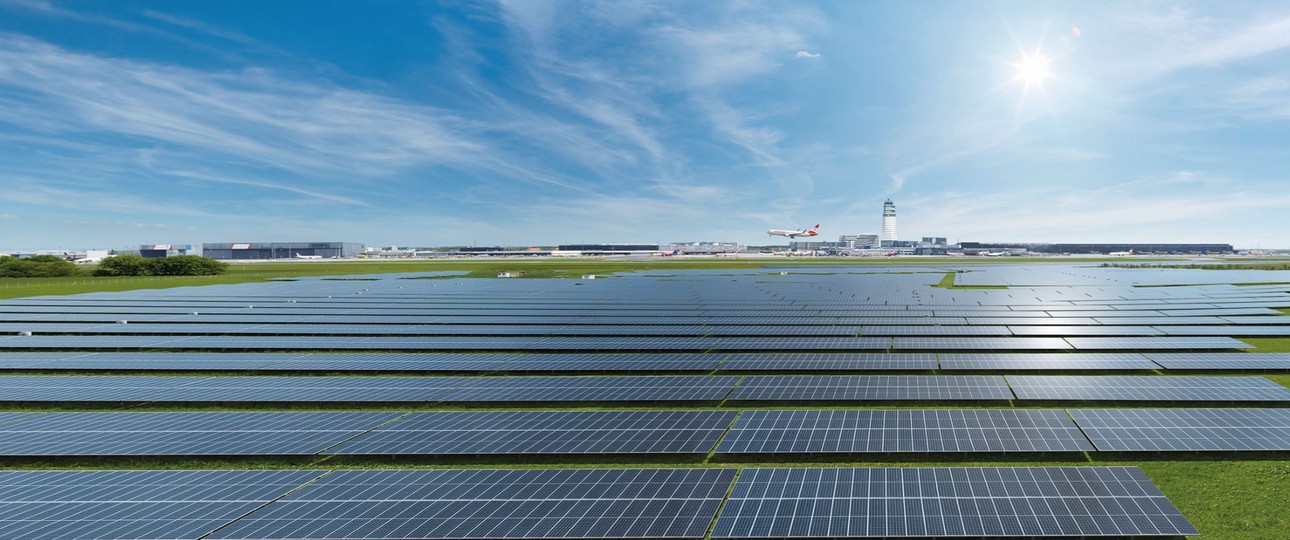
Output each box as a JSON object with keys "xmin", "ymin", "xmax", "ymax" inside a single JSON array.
[{"xmin": 767, "ymin": 224, "xmax": 820, "ymax": 238}]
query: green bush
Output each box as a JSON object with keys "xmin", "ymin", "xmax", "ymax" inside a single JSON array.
[
  {"xmin": 146, "ymin": 255, "xmax": 228, "ymax": 276},
  {"xmin": 0, "ymin": 255, "xmax": 78, "ymax": 277},
  {"xmin": 93, "ymin": 254, "xmax": 228, "ymax": 276},
  {"xmin": 93, "ymin": 254, "xmax": 150, "ymax": 276}
]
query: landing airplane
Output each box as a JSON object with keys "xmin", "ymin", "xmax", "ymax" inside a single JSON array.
[
  {"xmin": 295, "ymin": 252, "xmax": 323, "ymax": 259},
  {"xmin": 767, "ymin": 224, "xmax": 820, "ymax": 238}
]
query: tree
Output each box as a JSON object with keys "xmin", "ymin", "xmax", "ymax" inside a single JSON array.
[
  {"xmin": 145, "ymin": 255, "xmax": 228, "ymax": 276},
  {"xmin": 92, "ymin": 254, "xmax": 150, "ymax": 276},
  {"xmin": 0, "ymin": 256, "xmax": 77, "ymax": 277}
]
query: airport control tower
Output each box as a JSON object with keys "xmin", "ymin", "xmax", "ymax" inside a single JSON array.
[{"xmin": 881, "ymin": 199, "xmax": 897, "ymax": 243}]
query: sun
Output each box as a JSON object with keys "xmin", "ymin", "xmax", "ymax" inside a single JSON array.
[{"xmin": 1011, "ymin": 51, "xmax": 1053, "ymax": 90}]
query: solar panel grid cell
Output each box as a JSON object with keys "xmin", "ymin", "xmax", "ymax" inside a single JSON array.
[
  {"xmin": 728, "ymin": 375, "xmax": 1014, "ymax": 401},
  {"xmin": 1008, "ymin": 375, "xmax": 1290, "ymax": 401}
]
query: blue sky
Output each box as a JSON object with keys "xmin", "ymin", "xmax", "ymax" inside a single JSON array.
[{"xmin": 1, "ymin": 0, "xmax": 1289, "ymax": 250}]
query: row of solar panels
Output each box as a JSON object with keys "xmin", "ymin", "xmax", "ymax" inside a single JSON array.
[
  {"xmin": 7, "ymin": 313, "xmax": 1286, "ymax": 326},
  {"xmin": 0, "ymin": 467, "xmax": 1196, "ymax": 539},
  {"xmin": 0, "ymin": 305, "xmax": 1279, "ymax": 319},
  {"xmin": 0, "ymin": 334, "xmax": 1254, "ymax": 351},
  {"xmin": 0, "ymin": 408, "xmax": 1282, "ymax": 456},
  {"xmin": 1, "ymin": 374, "xmax": 1286, "ymax": 403},
  {"xmin": 8, "ymin": 321, "xmax": 1290, "ymax": 337},
  {"xmin": 2, "ymin": 351, "xmax": 1288, "ymax": 373}
]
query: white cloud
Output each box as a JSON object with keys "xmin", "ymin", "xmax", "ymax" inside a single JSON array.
[
  {"xmin": 0, "ymin": 213, "xmax": 16, "ymax": 221},
  {"xmin": 795, "ymin": 50, "xmax": 820, "ymax": 59}
]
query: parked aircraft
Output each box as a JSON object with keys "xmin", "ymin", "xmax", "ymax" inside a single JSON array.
[
  {"xmin": 1109, "ymin": 248, "xmax": 1135, "ymax": 256},
  {"xmin": 767, "ymin": 224, "xmax": 820, "ymax": 238},
  {"xmin": 295, "ymin": 252, "xmax": 323, "ymax": 259}
]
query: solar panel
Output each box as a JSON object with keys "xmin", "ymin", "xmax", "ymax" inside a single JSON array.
[
  {"xmin": 1069, "ymin": 408, "xmax": 1290, "ymax": 451},
  {"xmin": 716, "ymin": 409, "xmax": 1093, "ymax": 454},
  {"xmin": 0, "ymin": 470, "xmax": 323, "ymax": 540},
  {"xmin": 727, "ymin": 375, "xmax": 1014, "ymax": 401},
  {"xmin": 939, "ymin": 353, "xmax": 1157, "ymax": 371},
  {"xmin": 0, "ymin": 412, "xmax": 401, "ymax": 455},
  {"xmin": 210, "ymin": 468, "xmax": 738, "ymax": 540},
  {"xmin": 710, "ymin": 467, "xmax": 1197, "ymax": 538},
  {"xmin": 1008, "ymin": 326, "xmax": 1161, "ymax": 336},
  {"xmin": 720, "ymin": 353, "xmax": 936, "ymax": 371},
  {"xmin": 332, "ymin": 410, "xmax": 737, "ymax": 455},
  {"xmin": 1146, "ymin": 352, "xmax": 1290, "ymax": 370},
  {"xmin": 436, "ymin": 376, "xmax": 739, "ymax": 403},
  {"xmin": 893, "ymin": 337, "xmax": 1071, "ymax": 350},
  {"xmin": 860, "ymin": 326, "xmax": 1012, "ymax": 336},
  {"xmin": 1065, "ymin": 337, "xmax": 1251, "ymax": 350},
  {"xmin": 148, "ymin": 376, "xmax": 476, "ymax": 402},
  {"xmin": 1008, "ymin": 375, "xmax": 1290, "ymax": 402},
  {"xmin": 1156, "ymin": 326, "xmax": 1290, "ymax": 336}
]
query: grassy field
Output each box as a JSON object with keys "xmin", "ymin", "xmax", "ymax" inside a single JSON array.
[{"xmin": 0, "ymin": 256, "xmax": 1183, "ymax": 299}]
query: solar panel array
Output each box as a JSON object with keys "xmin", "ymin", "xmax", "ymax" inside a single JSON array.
[
  {"xmin": 710, "ymin": 467, "xmax": 1198, "ymax": 538},
  {"xmin": 7, "ymin": 263, "xmax": 1289, "ymax": 537}
]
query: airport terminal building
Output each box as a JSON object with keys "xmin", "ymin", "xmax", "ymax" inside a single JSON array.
[
  {"xmin": 959, "ymin": 242, "xmax": 1235, "ymax": 255},
  {"xmin": 202, "ymin": 242, "xmax": 364, "ymax": 260}
]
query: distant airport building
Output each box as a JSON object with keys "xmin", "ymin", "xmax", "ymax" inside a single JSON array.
[
  {"xmin": 881, "ymin": 199, "xmax": 898, "ymax": 244},
  {"xmin": 138, "ymin": 244, "xmax": 195, "ymax": 259},
  {"xmin": 201, "ymin": 242, "xmax": 364, "ymax": 260},
  {"xmin": 959, "ymin": 242, "xmax": 1235, "ymax": 255},
  {"xmin": 556, "ymin": 244, "xmax": 659, "ymax": 255},
  {"xmin": 839, "ymin": 234, "xmax": 880, "ymax": 249},
  {"xmin": 922, "ymin": 237, "xmax": 948, "ymax": 246},
  {"xmin": 663, "ymin": 242, "xmax": 742, "ymax": 255}
]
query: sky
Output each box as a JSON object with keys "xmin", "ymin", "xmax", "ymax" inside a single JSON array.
[{"xmin": 1, "ymin": 0, "xmax": 1289, "ymax": 250}]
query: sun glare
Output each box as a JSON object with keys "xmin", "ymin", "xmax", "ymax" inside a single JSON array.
[{"xmin": 1011, "ymin": 51, "xmax": 1053, "ymax": 90}]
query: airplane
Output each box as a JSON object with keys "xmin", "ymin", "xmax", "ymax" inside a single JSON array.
[
  {"xmin": 984, "ymin": 251, "xmax": 1008, "ymax": 257},
  {"xmin": 767, "ymin": 224, "xmax": 820, "ymax": 238},
  {"xmin": 1109, "ymin": 248, "xmax": 1135, "ymax": 256},
  {"xmin": 295, "ymin": 252, "xmax": 323, "ymax": 259},
  {"xmin": 72, "ymin": 256, "xmax": 106, "ymax": 265}
]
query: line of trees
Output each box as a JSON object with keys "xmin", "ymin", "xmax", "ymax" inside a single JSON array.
[
  {"xmin": 0, "ymin": 254, "xmax": 228, "ymax": 277},
  {"xmin": 93, "ymin": 255, "xmax": 228, "ymax": 276}
]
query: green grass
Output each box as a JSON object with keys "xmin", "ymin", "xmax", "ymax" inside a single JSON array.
[
  {"xmin": 1241, "ymin": 337, "xmax": 1290, "ymax": 352},
  {"xmin": 930, "ymin": 271, "xmax": 1009, "ymax": 290}
]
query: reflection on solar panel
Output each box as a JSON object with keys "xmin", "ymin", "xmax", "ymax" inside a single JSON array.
[
  {"xmin": 939, "ymin": 353, "xmax": 1157, "ymax": 371},
  {"xmin": 0, "ymin": 412, "xmax": 400, "ymax": 455},
  {"xmin": 210, "ymin": 468, "xmax": 737, "ymax": 540},
  {"xmin": 720, "ymin": 353, "xmax": 935, "ymax": 371},
  {"xmin": 1008, "ymin": 375, "xmax": 1290, "ymax": 401},
  {"xmin": 1066, "ymin": 337, "xmax": 1251, "ymax": 350},
  {"xmin": 893, "ymin": 337, "xmax": 1071, "ymax": 350},
  {"xmin": 728, "ymin": 375, "xmax": 1013, "ymax": 401},
  {"xmin": 437, "ymin": 376, "xmax": 739, "ymax": 403},
  {"xmin": 716, "ymin": 410, "xmax": 1093, "ymax": 453},
  {"xmin": 710, "ymin": 467, "xmax": 1197, "ymax": 538},
  {"xmin": 1069, "ymin": 408, "xmax": 1290, "ymax": 451},
  {"xmin": 0, "ymin": 469, "xmax": 323, "ymax": 540},
  {"xmin": 333, "ymin": 410, "xmax": 736, "ymax": 455},
  {"xmin": 1008, "ymin": 326, "xmax": 1161, "ymax": 336},
  {"xmin": 860, "ymin": 326, "xmax": 1012, "ymax": 336},
  {"xmin": 1156, "ymin": 326, "xmax": 1290, "ymax": 336},
  {"xmin": 1146, "ymin": 352, "xmax": 1290, "ymax": 370}
]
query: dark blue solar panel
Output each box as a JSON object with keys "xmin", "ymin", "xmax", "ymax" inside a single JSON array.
[
  {"xmin": 1069, "ymin": 408, "xmax": 1290, "ymax": 451},
  {"xmin": 0, "ymin": 470, "xmax": 323, "ymax": 540},
  {"xmin": 716, "ymin": 409, "xmax": 1093, "ymax": 453},
  {"xmin": 0, "ymin": 412, "xmax": 401, "ymax": 455},
  {"xmin": 939, "ymin": 353, "xmax": 1157, "ymax": 371},
  {"xmin": 210, "ymin": 468, "xmax": 737, "ymax": 540},
  {"xmin": 721, "ymin": 353, "xmax": 936, "ymax": 371},
  {"xmin": 710, "ymin": 467, "xmax": 1197, "ymax": 538},
  {"xmin": 1008, "ymin": 375, "xmax": 1290, "ymax": 401},
  {"xmin": 332, "ymin": 410, "xmax": 737, "ymax": 455},
  {"xmin": 1146, "ymin": 352, "xmax": 1290, "ymax": 370},
  {"xmin": 436, "ymin": 376, "xmax": 740, "ymax": 402},
  {"xmin": 727, "ymin": 375, "xmax": 1013, "ymax": 401}
]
